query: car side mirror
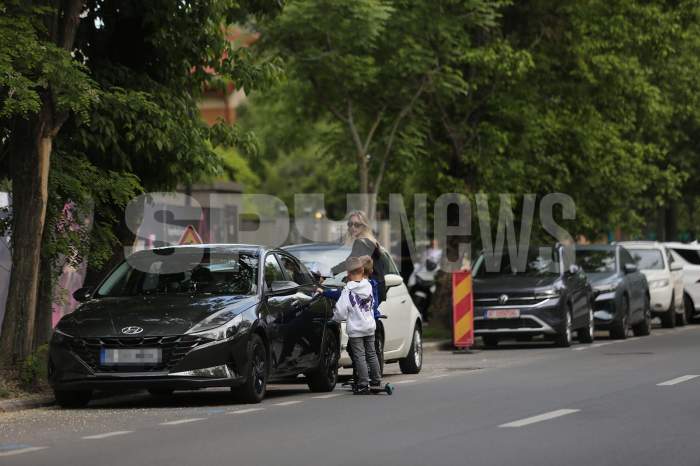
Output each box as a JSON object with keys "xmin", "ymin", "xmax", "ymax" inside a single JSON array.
[
  {"xmin": 624, "ymin": 263, "xmax": 638, "ymax": 274},
  {"xmin": 269, "ymin": 280, "xmax": 300, "ymax": 294},
  {"xmin": 72, "ymin": 287, "xmax": 93, "ymax": 302},
  {"xmin": 567, "ymin": 265, "xmax": 581, "ymax": 275},
  {"xmin": 385, "ymin": 273, "xmax": 403, "ymax": 288},
  {"xmin": 670, "ymin": 262, "xmax": 683, "ymax": 272}
]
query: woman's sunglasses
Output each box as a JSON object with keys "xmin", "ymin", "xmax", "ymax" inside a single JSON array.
[{"xmin": 347, "ymin": 222, "xmax": 364, "ymax": 228}]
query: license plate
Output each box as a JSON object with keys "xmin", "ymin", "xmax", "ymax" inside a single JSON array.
[
  {"xmin": 486, "ymin": 309, "xmax": 520, "ymax": 319},
  {"xmin": 100, "ymin": 348, "xmax": 162, "ymax": 365}
]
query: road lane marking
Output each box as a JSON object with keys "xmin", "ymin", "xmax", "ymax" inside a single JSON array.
[
  {"xmin": 273, "ymin": 400, "xmax": 303, "ymax": 406},
  {"xmin": 657, "ymin": 375, "xmax": 700, "ymax": 386},
  {"xmin": 82, "ymin": 431, "xmax": 133, "ymax": 440},
  {"xmin": 499, "ymin": 409, "xmax": 580, "ymax": 428},
  {"xmin": 428, "ymin": 374, "xmax": 451, "ymax": 379},
  {"xmin": 228, "ymin": 408, "xmax": 265, "ymax": 414},
  {"xmin": 394, "ymin": 379, "xmax": 417, "ymax": 384},
  {"xmin": 160, "ymin": 418, "xmax": 206, "ymax": 426},
  {"xmin": 0, "ymin": 446, "xmax": 48, "ymax": 457},
  {"xmin": 312, "ymin": 394, "xmax": 343, "ymax": 399}
]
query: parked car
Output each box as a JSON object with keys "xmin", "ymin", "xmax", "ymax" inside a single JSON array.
[
  {"xmin": 620, "ymin": 241, "xmax": 686, "ymax": 327},
  {"xmin": 576, "ymin": 245, "xmax": 651, "ymax": 338},
  {"xmin": 472, "ymin": 245, "xmax": 594, "ymax": 347},
  {"xmin": 664, "ymin": 242, "xmax": 700, "ymax": 322},
  {"xmin": 283, "ymin": 242, "xmax": 423, "ymax": 375},
  {"xmin": 49, "ymin": 245, "xmax": 341, "ymax": 408}
]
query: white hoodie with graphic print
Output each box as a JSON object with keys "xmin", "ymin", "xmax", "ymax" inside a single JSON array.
[{"xmin": 332, "ymin": 279, "xmax": 376, "ymax": 338}]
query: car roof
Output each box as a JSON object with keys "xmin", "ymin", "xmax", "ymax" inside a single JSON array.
[
  {"xmin": 576, "ymin": 244, "xmax": 616, "ymax": 251},
  {"xmin": 664, "ymin": 242, "xmax": 700, "ymax": 250},
  {"xmin": 283, "ymin": 242, "xmax": 350, "ymax": 252},
  {"xmin": 618, "ymin": 241, "xmax": 664, "ymax": 249}
]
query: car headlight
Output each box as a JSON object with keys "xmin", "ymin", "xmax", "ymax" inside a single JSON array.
[
  {"xmin": 593, "ymin": 284, "xmax": 616, "ymax": 294},
  {"xmin": 188, "ymin": 314, "xmax": 244, "ymax": 341},
  {"xmin": 51, "ymin": 328, "xmax": 73, "ymax": 344},
  {"xmin": 648, "ymin": 279, "xmax": 669, "ymax": 289},
  {"xmin": 535, "ymin": 289, "xmax": 560, "ymax": 299}
]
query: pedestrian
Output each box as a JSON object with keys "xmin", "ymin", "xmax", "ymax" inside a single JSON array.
[
  {"xmin": 332, "ymin": 210, "xmax": 387, "ymax": 303},
  {"xmin": 332, "ymin": 256, "xmax": 381, "ymax": 394}
]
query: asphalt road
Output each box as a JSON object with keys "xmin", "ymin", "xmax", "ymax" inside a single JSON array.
[{"xmin": 2, "ymin": 324, "xmax": 700, "ymax": 466}]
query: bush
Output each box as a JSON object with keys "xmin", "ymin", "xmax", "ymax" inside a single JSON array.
[{"xmin": 18, "ymin": 344, "xmax": 49, "ymax": 392}]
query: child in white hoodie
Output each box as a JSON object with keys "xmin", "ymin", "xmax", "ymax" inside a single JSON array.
[{"xmin": 332, "ymin": 256, "xmax": 381, "ymax": 394}]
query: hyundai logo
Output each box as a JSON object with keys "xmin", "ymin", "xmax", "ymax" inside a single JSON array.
[
  {"xmin": 498, "ymin": 294, "xmax": 509, "ymax": 305},
  {"xmin": 121, "ymin": 326, "xmax": 144, "ymax": 335}
]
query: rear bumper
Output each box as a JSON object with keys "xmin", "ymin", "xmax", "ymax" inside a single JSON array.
[{"xmin": 650, "ymin": 287, "xmax": 673, "ymax": 313}]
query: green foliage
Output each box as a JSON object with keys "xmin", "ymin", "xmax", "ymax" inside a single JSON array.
[{"xmin": 18, "ymin": 344, "xmax": 48, "ymax": 391}]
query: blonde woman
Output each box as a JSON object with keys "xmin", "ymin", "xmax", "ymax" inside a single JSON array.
[{"xmin": 331, "ymin": 210, "xmax": 387, "ymax": 302}]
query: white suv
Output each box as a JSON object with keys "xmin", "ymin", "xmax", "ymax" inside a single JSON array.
[
  {"xmin": 284, "ymin": 243, "xmax": 424, "ymax": 375},
  {"xmin": 664, "ymin": 242, "xmax": 700, "ymax": 322},
  {"xmin": 620, "ymin": 241, "xmax": 686, "ymax": 327}
]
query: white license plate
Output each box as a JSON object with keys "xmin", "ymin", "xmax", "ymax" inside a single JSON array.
[
  {"xmin": 486, "ymin": 309, "xmax": 520, "ymax": 319},
  {"xmin": 100, "ymin": 348, "xmax": 162, "ymax": 365}
]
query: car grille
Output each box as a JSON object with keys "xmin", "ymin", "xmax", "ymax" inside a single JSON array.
[
  {"xmin": 474, "ymin": 294, "xmax": 548, "ymax": 306},
  {"xmin": 475, "ymin": 318, "xmax": 541, "ymax": 330},
  {"xmin": 67, "ymin": 335, "xmax": 212, "ymax": 373}
]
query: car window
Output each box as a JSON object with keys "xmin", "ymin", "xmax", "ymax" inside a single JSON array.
[
  {"xmin": 619, "ymin": 248, "xmax": 635, "ymax": 268},
  {"xmin": 278, "ymin": 254, "xmax": 314, "ymax": 286},
  {"xmin": 474, "ymin": 247, "xmax": 561, "ymax": 277},
  {"xmin": 264, "ymin": 254, "xmax": 286, "ymax": 289},
  {"xmin": 628, "ymin": 249, "xmax": 665, "ymax": 270},
  {"xmin": 576, "ymin": 250, "xmax": 616, "ymax": 273},
  {"xmin": 382, "ymin": 251, "xmax": 399, "ymax": 275},
  {"xmin": 670, "ymin": 248, "xmax": 700, "ymax": 265}
]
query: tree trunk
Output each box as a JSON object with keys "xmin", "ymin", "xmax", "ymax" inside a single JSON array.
[
  {"xmin": 0, "ymin": 119, "xmax": 52, "ymax": 366},
  {"xmin": 34, "ymin": 251, "xmax": 55, "ymax": 350}
]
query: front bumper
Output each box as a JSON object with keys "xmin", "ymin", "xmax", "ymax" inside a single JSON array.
[
  {"xmin": 650, "ymin": 286, "xmax": 673, "ymax": 313},
  {"xmin": 592, "ymin": 291, "xmax": 617, "ymax": 330},
  {"xmin": 48, "ymin": 332, "xmax": 249, "ymax": 392},
  {"xmin": 473, "ymin": 297, "xmax": 564, "ymax": 337}
]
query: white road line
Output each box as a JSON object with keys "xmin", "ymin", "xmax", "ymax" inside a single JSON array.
[
  {"xmin": 228, "ymin": 408, "xmax": 265, "ymax": 414},
  {"xmin": 82, "ymin": 431, "xmax": 133, "ymax": 440},
  {"xmin": 312, "ymin": 393, "xmax": 343, "ymax": 399},
  {"xmin": 0, "ymin": 447, "xmax": 48, "ymax": 457},
  {"xmin": 499, "ymin": 409, "xmax": 580, "ymax": 428},
  {"xmin": 273, "ymin": 400, "xmax": 303, "ymax": 406},
  {"xmin": 657, "ymin": 375, "xmax": 700, "ymax": 386},
  {"xmin": 160, "ymin": 418, "xmax": 206, "ymax": 426},
  {"xmin": 428, "ymin": 374, "xmax": 451, "ymax": 379},
  {"xmin": 394, "ymin": 379, "xmax": 417, "ymax": 384}
]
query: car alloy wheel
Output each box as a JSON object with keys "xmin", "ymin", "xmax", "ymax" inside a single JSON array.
[
  {"xmin": 413, "ymin": 329, "xmax": 423, "ymax": 368},
  {"xmin": 233, "ymin": 334, "xmax": 267, "ymax": 403},
  {"xmin": 578, "ymin": 307, "xmax": 594, "ymax": 343},
  {"xmin": 307, "ymin": 334, "xmax": 339, "ymax": 392},
  {"xmin": 399, "ymin": 326, "xmax": 423, "ymax": 374},
  {"xmin": 555, "ymin": 309, "xmax": 573, "ymax": 347}
]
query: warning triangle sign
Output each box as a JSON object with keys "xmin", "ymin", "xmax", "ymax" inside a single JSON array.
[{"xmin": 178, "ymin": 225, "xmax": 203, "ymax": 245}]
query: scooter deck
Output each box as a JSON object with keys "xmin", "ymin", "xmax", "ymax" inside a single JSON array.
[{"xmin": 342, "ymin": 382, "xmax": 395, "ymax": 395}]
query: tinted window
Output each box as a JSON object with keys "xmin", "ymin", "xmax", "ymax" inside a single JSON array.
[
  {"xmin": 264, "ymin": 254, "xmax": 285, "ymax": 288},
  {"xmin": 97, "ymin": 251, "xmax": 258, "ymax": 297},
  {"xmin": 278, "ymin": 254, "xmax": 313, "ymax": 285},
  {"xmin": 577, "ymin": 250, "xmax": 616, "ymax": 273},
  {"xmin": 629, "ymin": 249, "xmax": 664, "ymax": 270},
  {"xmin": 671, "ymin": 248, "xmax": 700, "ymax": 265},
  {"xmin": 474, "ymin": 247, "xmax": 561, "ymax": 277}
]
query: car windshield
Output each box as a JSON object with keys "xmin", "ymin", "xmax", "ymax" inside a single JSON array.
[
  {"xmin": 96, "ymin": 249, "xmax": 259, "ymax": 297},
  {"xmin": 474, "ymin": 247, "xmax": 561, "ymax": 277},
  {"xmin": 628, "ymin": 249, "xmax": 664, "ymax": 270},
  {"xmin": 577, "ymin": 250, "xmax": 616, "ymax": 273},
  {"xmin": 287, "ymin": 247, "xmax": 350, "ymax": 277}
]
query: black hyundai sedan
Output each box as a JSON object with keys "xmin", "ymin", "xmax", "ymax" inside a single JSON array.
[
  {"xmin": 472, "ymin": 245, "xmax": 594, "ymax": 347},
  {"xmin": 576, "ymin": 245, "xmax": 651, "ymax": 339},
  {"xmin": 49, "ymin": 245, "xmax": 341, "ymax": 408}
]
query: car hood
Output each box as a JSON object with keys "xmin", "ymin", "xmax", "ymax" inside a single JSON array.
[
  {"xmin": 473, "ymin": 275, "xmax": 560, "ymax": 295},
  {"xmin": 56, "ymin": 294, "xmax": 258, "ymax": 337},
  {"xmin": 586, "ymin": 272, "xmax": 618, "ymax": 286}
]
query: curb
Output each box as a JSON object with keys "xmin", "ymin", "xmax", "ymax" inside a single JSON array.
[{"xmin": 0, "ymin": 396, "xmax": 54, "ymax": 413}]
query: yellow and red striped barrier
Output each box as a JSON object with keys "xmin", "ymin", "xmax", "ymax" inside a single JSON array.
[{"xmin": 452, "ymin": 270, "xmax": 474, "ymax": 348}]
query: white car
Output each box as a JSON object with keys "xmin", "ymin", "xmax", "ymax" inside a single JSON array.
[
  {"xmin": 620, "ymin": 241, "xmax": 686, "ymax": 327},
  {"xmin": 664, "ymin": 242, "xmax": 700, "ymax": 322},
  {"xmin": 283, "ymin": 243, "xmax": 423, "ymax": 374}
]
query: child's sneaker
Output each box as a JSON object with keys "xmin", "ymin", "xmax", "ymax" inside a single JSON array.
[
  {"xmin": 369, "ymin": 380, "xmax": 381, "ymax": 387},
  {"xmin": 353, "ymin": 385, "xmax": 371, "ymax": 395}
]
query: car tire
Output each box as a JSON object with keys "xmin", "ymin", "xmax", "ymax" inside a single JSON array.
[
  {"xmin": 54, "ymin": 389, "xmax": 92, "ymax": 409},
  {"xmin": 307, "ymin": 333, "xmax": 339, "ymax": 392},
  {"xmin": 374, "ymin": 330, "xmax": 385, "ymax": 377},
  {"xmin": 632, "ymin": 295, "xmax": 651, "ymax": 337},
  {"xmin": 578, "ymin": 306, "xmax": 595, "ymax": 343},
  {"xmin": 148, "ymin": 389, "xmax": 174, "ymax": 398},
  {"xmin": 610, "ymin": 295, "xmax": 630, "ymax": 339},
  {"xmin": 555, "ymin": 307, "xmax": 573, "ymax": 347},
  {"xmin": 399, "ymin": 325, "xmax": 423, "ymax": 374},
  {"xmin": 232, "ymin": 334, "xmax": 267, "ymax": 404},
  {"xmin": 660, "ymin": 294, "xmax": 676, "ymax": 328},
  {"xmin": 684, "ymin": 294, "xmax": 695, "ymax": 324},
  {"xmin": 482, "ymin": 335, "xmax": 499, "ymax": 348},
  {"xmin": 676, "ymin": 297, "xmax": 688, "ymax": 327}
]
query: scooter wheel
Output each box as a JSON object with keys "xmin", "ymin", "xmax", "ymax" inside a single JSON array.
[{"xmin": 385, "ymin": 383, "xmax": 394, "ymax": 395}]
